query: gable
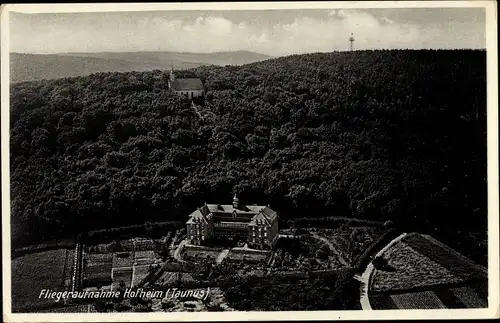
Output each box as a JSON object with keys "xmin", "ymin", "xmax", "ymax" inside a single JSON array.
[{"xmin": 251, "ymin": 212, "xmax": 271, "ymax": 226}]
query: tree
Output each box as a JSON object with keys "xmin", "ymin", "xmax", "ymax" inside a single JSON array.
[
  {"xmin": 372, "ymin": 256, "xmax": 389, "ymax": 270},
  {"xmin": 10, "ymin": 51, "xmax": 487, "ymax": 266}
]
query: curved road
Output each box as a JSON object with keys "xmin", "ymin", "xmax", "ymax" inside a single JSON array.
[{"xmin": 356, "ymin": 232, "xmax": 408, "ymax": 310}]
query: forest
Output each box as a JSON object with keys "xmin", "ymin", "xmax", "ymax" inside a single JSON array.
[
  {"xmin": 221, "ymin": 268, "xmax": 359, "ymax": 311},
  {"xmin": 10, "ymin": 50, "xmax": 487, "ymax": 263}
]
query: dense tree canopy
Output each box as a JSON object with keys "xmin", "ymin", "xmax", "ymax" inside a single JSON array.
[
  {"xmin": 10, "ymin": 50, "xmax": 487, "ymax": 262},
  {"xmin": 221, "ymin": 268, "xmax": 360, "ymax": 311}
]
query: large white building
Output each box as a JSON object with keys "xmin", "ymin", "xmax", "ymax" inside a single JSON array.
[
  {"xmin": 186, "ymin": 195, "xmax": 279, "ymax": 250},
  {"xmin": 168, "ymin": 68, "xmax": 204, "ymax": 99}
]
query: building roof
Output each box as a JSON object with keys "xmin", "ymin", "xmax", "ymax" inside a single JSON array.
[
  {"xmin": 186, "ymin": 207, "xmax": 213, "ymax": 224},
  {"xmin": 170, "ymin": 78, "xmax": 204, "ymax": 91},
  {"xmin": 186, "ymin": 203, "xmax": 278, "ymax": 225}
]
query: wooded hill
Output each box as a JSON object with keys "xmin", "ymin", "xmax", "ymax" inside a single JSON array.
[
  {"xmin": 10, "ymin": 50, "xmax": 487, "ymax": 263},
  {"xmin": 10, "ymin": 51, "xmax": 273, "ymax": 83}
]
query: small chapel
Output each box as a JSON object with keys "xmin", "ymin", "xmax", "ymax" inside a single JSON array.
[{"xmin": 168, "ymin": 68, "xmax": 205, "ymax": 99}]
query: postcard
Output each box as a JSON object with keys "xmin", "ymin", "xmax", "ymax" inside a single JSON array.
[{"xmin": 1, "ymin": 1, "xmax": 498, "ymax": 321}]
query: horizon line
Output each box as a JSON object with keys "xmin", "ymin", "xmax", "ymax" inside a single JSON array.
[{"xmin": 10, "ymin": 48, "xmax": 487, "ymax": 56}]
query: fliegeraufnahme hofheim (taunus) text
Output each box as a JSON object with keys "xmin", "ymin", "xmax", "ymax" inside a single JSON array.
[{"xmin": 38, "ymin": 287, "xmax": 210, "ymax": 302}]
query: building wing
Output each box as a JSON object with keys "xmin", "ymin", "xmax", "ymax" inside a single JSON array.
[
  {"xmin": 170, "ymin": 78, "xmax": 204, "ymax": 91},
  {"xmin": 261, "ymin": 206, "xmax": 278, "ymax": 222},
  {"xmin": 186, "ymin": 208, "xmax": 211, "ymax": 224}
]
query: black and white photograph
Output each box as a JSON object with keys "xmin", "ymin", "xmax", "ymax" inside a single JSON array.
[{"xmin": 1, "ymin": 1, "xmax": 498, "ymax": 321}]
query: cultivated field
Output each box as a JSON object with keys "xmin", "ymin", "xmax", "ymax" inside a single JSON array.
[
  {"xmin": 404, "ymin": 234, "xmax": 487, "ymax": 280},
  {"xmin": 11, "ymin": 249, "xmax": 73, "ymax": 311},
  {"xmin": 134, "ymin": 250, "xmax": 156, "ymax": 266},
  {"xmin": 113, "ymin": 252, "xmax": 134, "ymax": 268},
  {"xmin": 157, "ymin": 271, "xmax": 196, "ymax": 285},
  {"xmin": 370, "ymin": 282, "xmax": 488, "ymax": 309},
  {"xmin": 132, "ymin": 265, "xmax": 151, "ymax": 287},
  {"xmin": 449, "ymin": 286, "xmax": 488, "ymax": 308},
  {"xmin": 83, "ymin": 253, "xmax": 113, "ymax": 287},
  {"xmin": 83, "ymin": 238, "xmax": 162, "ymax": 289},
  {"xmin": 226, "ymin": 249, "xmax": 270, "ymax": 264},
  {"xmin": 182, "ymin": 247, "xmax": 222, "ymax": 263},
  {"xmin": 133, "ymin": 239, "xmax": 155, "ymax": 251},
  {"xmin": 389, "ymin": 291, "xmax": 446, "ymax": 309},
  {"xmin": 371, "ymin": 241, "xmax": 461, "ymax": 293}
]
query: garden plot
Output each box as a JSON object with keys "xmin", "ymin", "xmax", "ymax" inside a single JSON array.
[
  {"xmin": 112, "ymin": 267, "xmax": 133, "ymax": 290},
  {"xmin": 113, "ymin": 251, "xmax": 134, "ymax": 268},
  {"xmin": 157, "ymin": 271, "xmax": 196, "ymax": 286},
  {"xmin": 182, "ymin": 247, "xmax": 222, "ymax": 263},
  {"xmin": 226, "ymin": 249, "xmax": 270, "ymax": 264},
  {"xmin": 134, "ymin": 238, "xmax": 155, "ymax": 251},
  {"xmin": 449, "ymin": 286, "xmax": 488, "ymax": 308},
  {"xmin": 84, "ymin": 253, "xmax": 113, "ymax": 287},
  {"xmin": 120, "ymin": 239, "xmax": 135, "ymax": 251},
  {"xmin": 88, "ymin": 252, "xmax": 113, "ymax": 264},
  {"xmin": 134, "ymin": 250, "xmax": 156, "ymax": 266},
  {"xmin": 131, "ymin": 265, "xmax": 151, "ymax": 287},
  {"xmin": 389, "ymin": 291, "xmax": 446, "ymax": 309}
]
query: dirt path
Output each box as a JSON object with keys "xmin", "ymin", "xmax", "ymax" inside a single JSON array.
[
  {"xmin": 173, "ymin": 240, "xmax": 187, "ymax": 263},
  {"xmin": 310, "ymin": 233, "xmax": 348, "ymax": 266},
  {"xmin": 191, "ymin": 102, "xmax": 216, "ymax": 121},
  {"xmin": 358, "ymin": 232, "xmax": 408, "ymax": 310},
  {"xmin": 216, "ymin": 249, "xmax": 230, "ymax": 265}
]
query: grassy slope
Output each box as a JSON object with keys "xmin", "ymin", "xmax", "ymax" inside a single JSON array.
[{"xmin": 11, "ymin": 249, "xmax": 69, "ymax": 311}]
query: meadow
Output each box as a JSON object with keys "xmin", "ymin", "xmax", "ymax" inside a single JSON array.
[{"xmin": 11, "ymin": 249, "xmax": 72, "ymax": 311}]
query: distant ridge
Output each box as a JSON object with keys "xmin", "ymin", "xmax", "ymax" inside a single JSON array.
[{"xmin": 10, "ymin": 51, "xmax": 273, "ymax": 83}]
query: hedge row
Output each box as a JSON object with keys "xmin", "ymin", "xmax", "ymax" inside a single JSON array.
[
  {"xmin": 12, "ymin": 238, "xmax": 76, "ymax": 258},
  {"xmin": 82, "ymin": 221, "xmax": 184, "ymax": 245},
  {"xmin": 291, "ymin": 216, "xmax": 383, "ymax": 229}
]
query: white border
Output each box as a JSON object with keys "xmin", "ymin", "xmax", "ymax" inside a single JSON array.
[{"xmin": 1, "ymin": 1, "xmax": 498, "ymax": 321}]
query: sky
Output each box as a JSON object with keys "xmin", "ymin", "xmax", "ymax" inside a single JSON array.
[{"xmin": 9, "ymin": 7, "xmax": 486, "ymax": 56}]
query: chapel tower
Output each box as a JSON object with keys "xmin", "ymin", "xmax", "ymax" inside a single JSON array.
[{"xmin": 169, "ymin": 67, "xmax": 175, "ymax": 82}]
